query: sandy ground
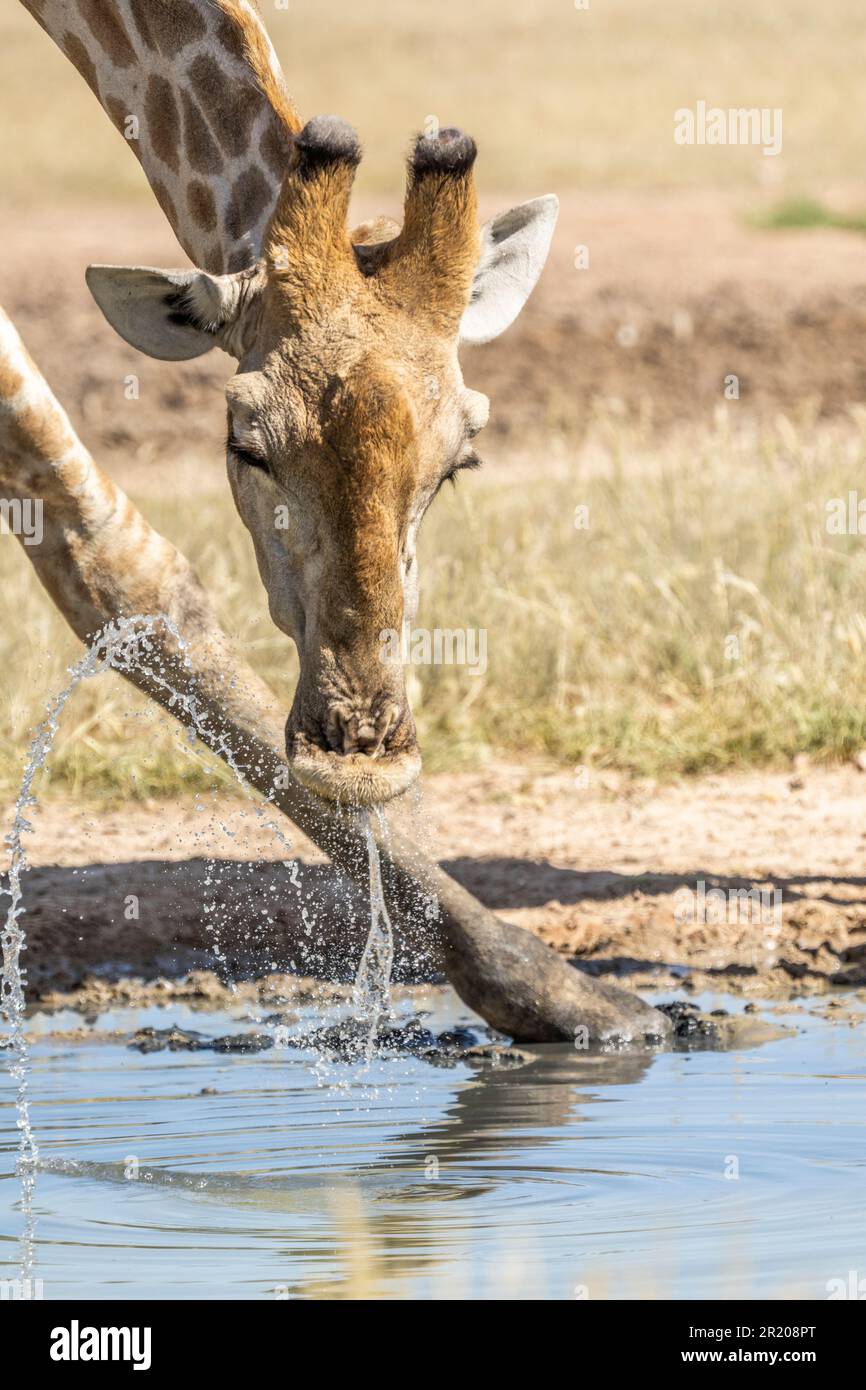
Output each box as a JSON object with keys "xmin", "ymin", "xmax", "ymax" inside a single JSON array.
[
  {"xmin": 7, "ymin": 761, "xmax": 866, "ymax": 1011},
  {"xmin": 2, "ymin": 193, "xmax": 866, "ymax": 487}
]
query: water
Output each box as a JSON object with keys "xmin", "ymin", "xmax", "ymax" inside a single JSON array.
[
  {"xmin": 0, "ymin": 612, "xmax": 452, "ymax": 1293},
  {"xmin": 0, "ymin": 608, "xmax": 398, "ymax": 1073},
  {"xmin": 0, "ymin": 614, "xmax": 306, "ymax": 1275},
  {"xmin": 4, "ymin": 617, "xmax": 865, "ymax": 1299},
  {"xmin": 352, "ymin": 811, "xmax": 396, "ymax": 1060},
  {"xmin": 1, "ymin": 992, "xmax": 864, "ymax": 1300},
  {"xmin": 0, "ymin": 620, "xmax": 182, "ymax": 1225}
]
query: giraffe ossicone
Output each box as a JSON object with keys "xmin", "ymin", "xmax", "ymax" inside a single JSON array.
[{"xmin": 23, "ymin": 0, "xmax": 559, "ymax": 806}]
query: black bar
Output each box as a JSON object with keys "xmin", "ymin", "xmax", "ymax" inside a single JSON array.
[{"xmin": 3, "ymin": 1299, "xmax": 857, "ymax": 1374}]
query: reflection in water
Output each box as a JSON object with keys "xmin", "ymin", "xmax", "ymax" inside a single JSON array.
[
  {"xmin": 293, "ymin": 1048, "xmax": 661, "ymax": 1299},
  {"xmin": 2, "ymin": 997, "xmax": 865, "ymax": 1300}
]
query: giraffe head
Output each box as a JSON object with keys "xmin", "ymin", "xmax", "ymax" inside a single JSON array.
[{"xmin": 86, "ymin": 118, "xmax": 557, "ymax": 806}]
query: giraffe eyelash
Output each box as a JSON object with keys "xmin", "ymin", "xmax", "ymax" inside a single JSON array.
[
  {"xmin": 436, "ymin": 452, "xmax": 482, "ymax": 495},
  {"xmin": 226, "ymin": 428, "xmax": 270, "ymax": 472},
  {"xmin": 444, "ymin": 453, "xmax": 482, "ymax": 485}
]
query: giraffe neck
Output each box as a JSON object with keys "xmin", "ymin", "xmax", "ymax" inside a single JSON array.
[
  {"xmin": 22, "ymin": 0, "xmax": 301, "ymax": 273},
  {"xmin": 0, "ymin": 302, "xmax": 180, "ymax": 625}
]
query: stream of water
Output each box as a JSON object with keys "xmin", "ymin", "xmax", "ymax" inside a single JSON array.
[{"xmin": 352, "ymin": 811, "xmax": 396, "ymax": 1061}]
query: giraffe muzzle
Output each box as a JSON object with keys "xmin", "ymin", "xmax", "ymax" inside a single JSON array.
[
  {"xmin": 286, "ymin": 728, "xmax": 422, "ymax": 807},
  {"xmin": 284, "ymin": 678, "xmax": 421, "ymax": 807}
]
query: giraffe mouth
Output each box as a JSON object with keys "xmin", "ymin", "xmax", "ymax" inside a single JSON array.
[
  {"xmin": 286, "ymin": 732, "xmax": 422, "ymax": 807},
  {"xmin": 285, "ymin": 660, "xmax": 420, "ymax": 807}
]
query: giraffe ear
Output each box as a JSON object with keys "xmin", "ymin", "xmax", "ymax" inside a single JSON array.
[
  {"xmin": 459, "ymin": 195, "xmax": 559, "ymax": 346},
  {"xmin": 85, "ymin": 265, "xmax": 253, "ymax": 362}
]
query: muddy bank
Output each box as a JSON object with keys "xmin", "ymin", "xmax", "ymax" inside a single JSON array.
[
  {"xmin": 6, "ymin": 764, "xmax": 866, "ymax": 1011},
  {"xmin": 26, "ymin": 970, "xmax": 798, "ymax": 1059}
]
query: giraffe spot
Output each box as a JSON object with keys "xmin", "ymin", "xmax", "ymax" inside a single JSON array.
[
  {"xmin": 0, "ymin": 357, "xmax": 25, "ymax": 401},
  {"xmin": 187, "ymin": 180, "xmax": 218, "ymax": 234},
  {"xmin": 151, "ymin": 179, "xmax": 179, "ymax": 231},
  {"xmin": 261, "ymin": 117, "xmax": 294, "ymax": 180},
  {"xmin": 188, "ymin": 55, "xmax": 262, "ymax": 159},
  {"xmin": 145, "ymin": 75, "xmax": 180, "ymax": 174},
  {"xmin": 181, "ymin": 92, "xmax": 223, "ymax": 177},
  {"xmin": 188, "ymin": 53, "xmax": 227, "ymax": 107},
  {"xmin": 199, "ymin": 241, "xmax": 224, "ymax": 275},
  {"xmin": 129, "ymin": 0, "xmax": 206, "ymax": 55},
  {"xmin": 105, "ymin": 95, "xmax": 141, "ymax": 160},
  {"xmin": 225, "ymin": 167, "xmax": 272, "ymax": 243},
  {"xmin": 212, "ymin": 7, "xmax": 252, "ymax": 66},
  {"xmin": 11, "ymin": 404, "xmax": 74, "ymax": 464},
  {"xmin": 226, "ymin": 248, "xmax": 253, "ymax": 273},
  {"xmin": 126, "ymin": 0, "xmax": 155, "ymax": 51},
  {"xmin": 61, "ymin": 32, "xmax": 99, "ymax": 96},
  {"xmin": 105, "ymin": 95, "xmax": 127, "ymax": 132},
  {"xmin": 80, "ymin": 0, "xmax": 136, "ymax": 68}
]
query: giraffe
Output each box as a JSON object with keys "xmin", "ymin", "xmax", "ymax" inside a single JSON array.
[
  {"xmin": 0, "ymin": 303, "xmax": 671, "ymax": 1046},
  {"xmin": 20, "ymin": 0, "xmax": 559, "ymax": 807}
]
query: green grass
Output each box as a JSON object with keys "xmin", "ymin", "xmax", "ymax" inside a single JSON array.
[
  {"xmin": 6, "ymin": 410, "xmax": 866, "ymax": 800},
  {"xmin": 751, "ymin": 196, "xmax": 866, "ymax": 233}
]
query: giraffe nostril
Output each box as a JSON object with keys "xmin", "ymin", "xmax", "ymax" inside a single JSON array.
[
  {"xmin": 380, "ymin": 702, "xmax": 401, "ymax": 744},
  {"xmin": 354, "ymin": 722, "xmax": 379, "ymax": 752},
  {"xmin": 323, "ymin": 708, "xmax": 347, "ymax": 754},
  {"xmin": 324, "ymin": 702, "xmax": 402, "ymax": 757}
]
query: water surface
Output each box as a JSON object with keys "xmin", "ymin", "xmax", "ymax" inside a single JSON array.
[{"xmin": 1, "ymin": 992, "xmax": 864, "ymax": 1300}]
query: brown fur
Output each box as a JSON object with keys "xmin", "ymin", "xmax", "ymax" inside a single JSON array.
[
  {"xmin": 217, "ymin": 1, "xmax": 302, "ymax": 137},
  {"xmin": 79, "ymin": 0, "xmax": 136, "ymax": 68},
  {"xmin": 215, "ymin": 126, "xmax": 487, "ymax": 801},
  {"xmin": 145, "ymin": 74, "xmax": 181, "ymax": 173},
  {"xmin": 128, "ymin": 0, "xmax": 208, "ymax": 56},
  {"xmin": 5, "ymin": 401, "xmax": 74, "ymax": 464},
  {"xmin": 61, "ymin": 30, "xmax": 100, "ymax": 95},
  {"xmin": 0, "ymin": 356, "xmax": 26, "ymax": 400},
  {"xmin": 226, "ymin": 167, "xmax": 273, "ymax": 242},
  {"xmin": 187, "ymin": 180, "xmax": 218, "ymax": 233},
  {"xmin": 378, "ymin": 162, "xmax": 481, "ymax": 331}
]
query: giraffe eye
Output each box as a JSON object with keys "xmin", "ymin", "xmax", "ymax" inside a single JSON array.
[{"xmin": 227, "ymin": 428, "xmax": 269, "ymax": 472}]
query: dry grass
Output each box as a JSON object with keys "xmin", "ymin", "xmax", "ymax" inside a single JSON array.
[
  {"xmin": 3, "ymin": 0, "xmax": 865, "ymax": 800},
  {"xmin": 5, "ymin": 409, "xmax": 866, "ymax": 800},
  {"xmin": 0, "ymin": 0, "xmax": 863, "ymax": 203}
]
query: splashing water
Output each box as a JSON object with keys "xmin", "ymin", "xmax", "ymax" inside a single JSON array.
[
  {"xmin": 0, "ymin": 614, "xmax": 303, "ymax": 1202},
  {"xmin": 1, "ymin": 612, "xmax": 403, "ymax": 1251},
  {"xmin": 352, "ymin": 810, "xmax": 396, "ymax": 1061}
]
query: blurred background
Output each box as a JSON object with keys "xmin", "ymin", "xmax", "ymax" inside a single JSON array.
[{"xmin": 2, "ymin": 0, "xmax": 866, "ymax": 797}]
